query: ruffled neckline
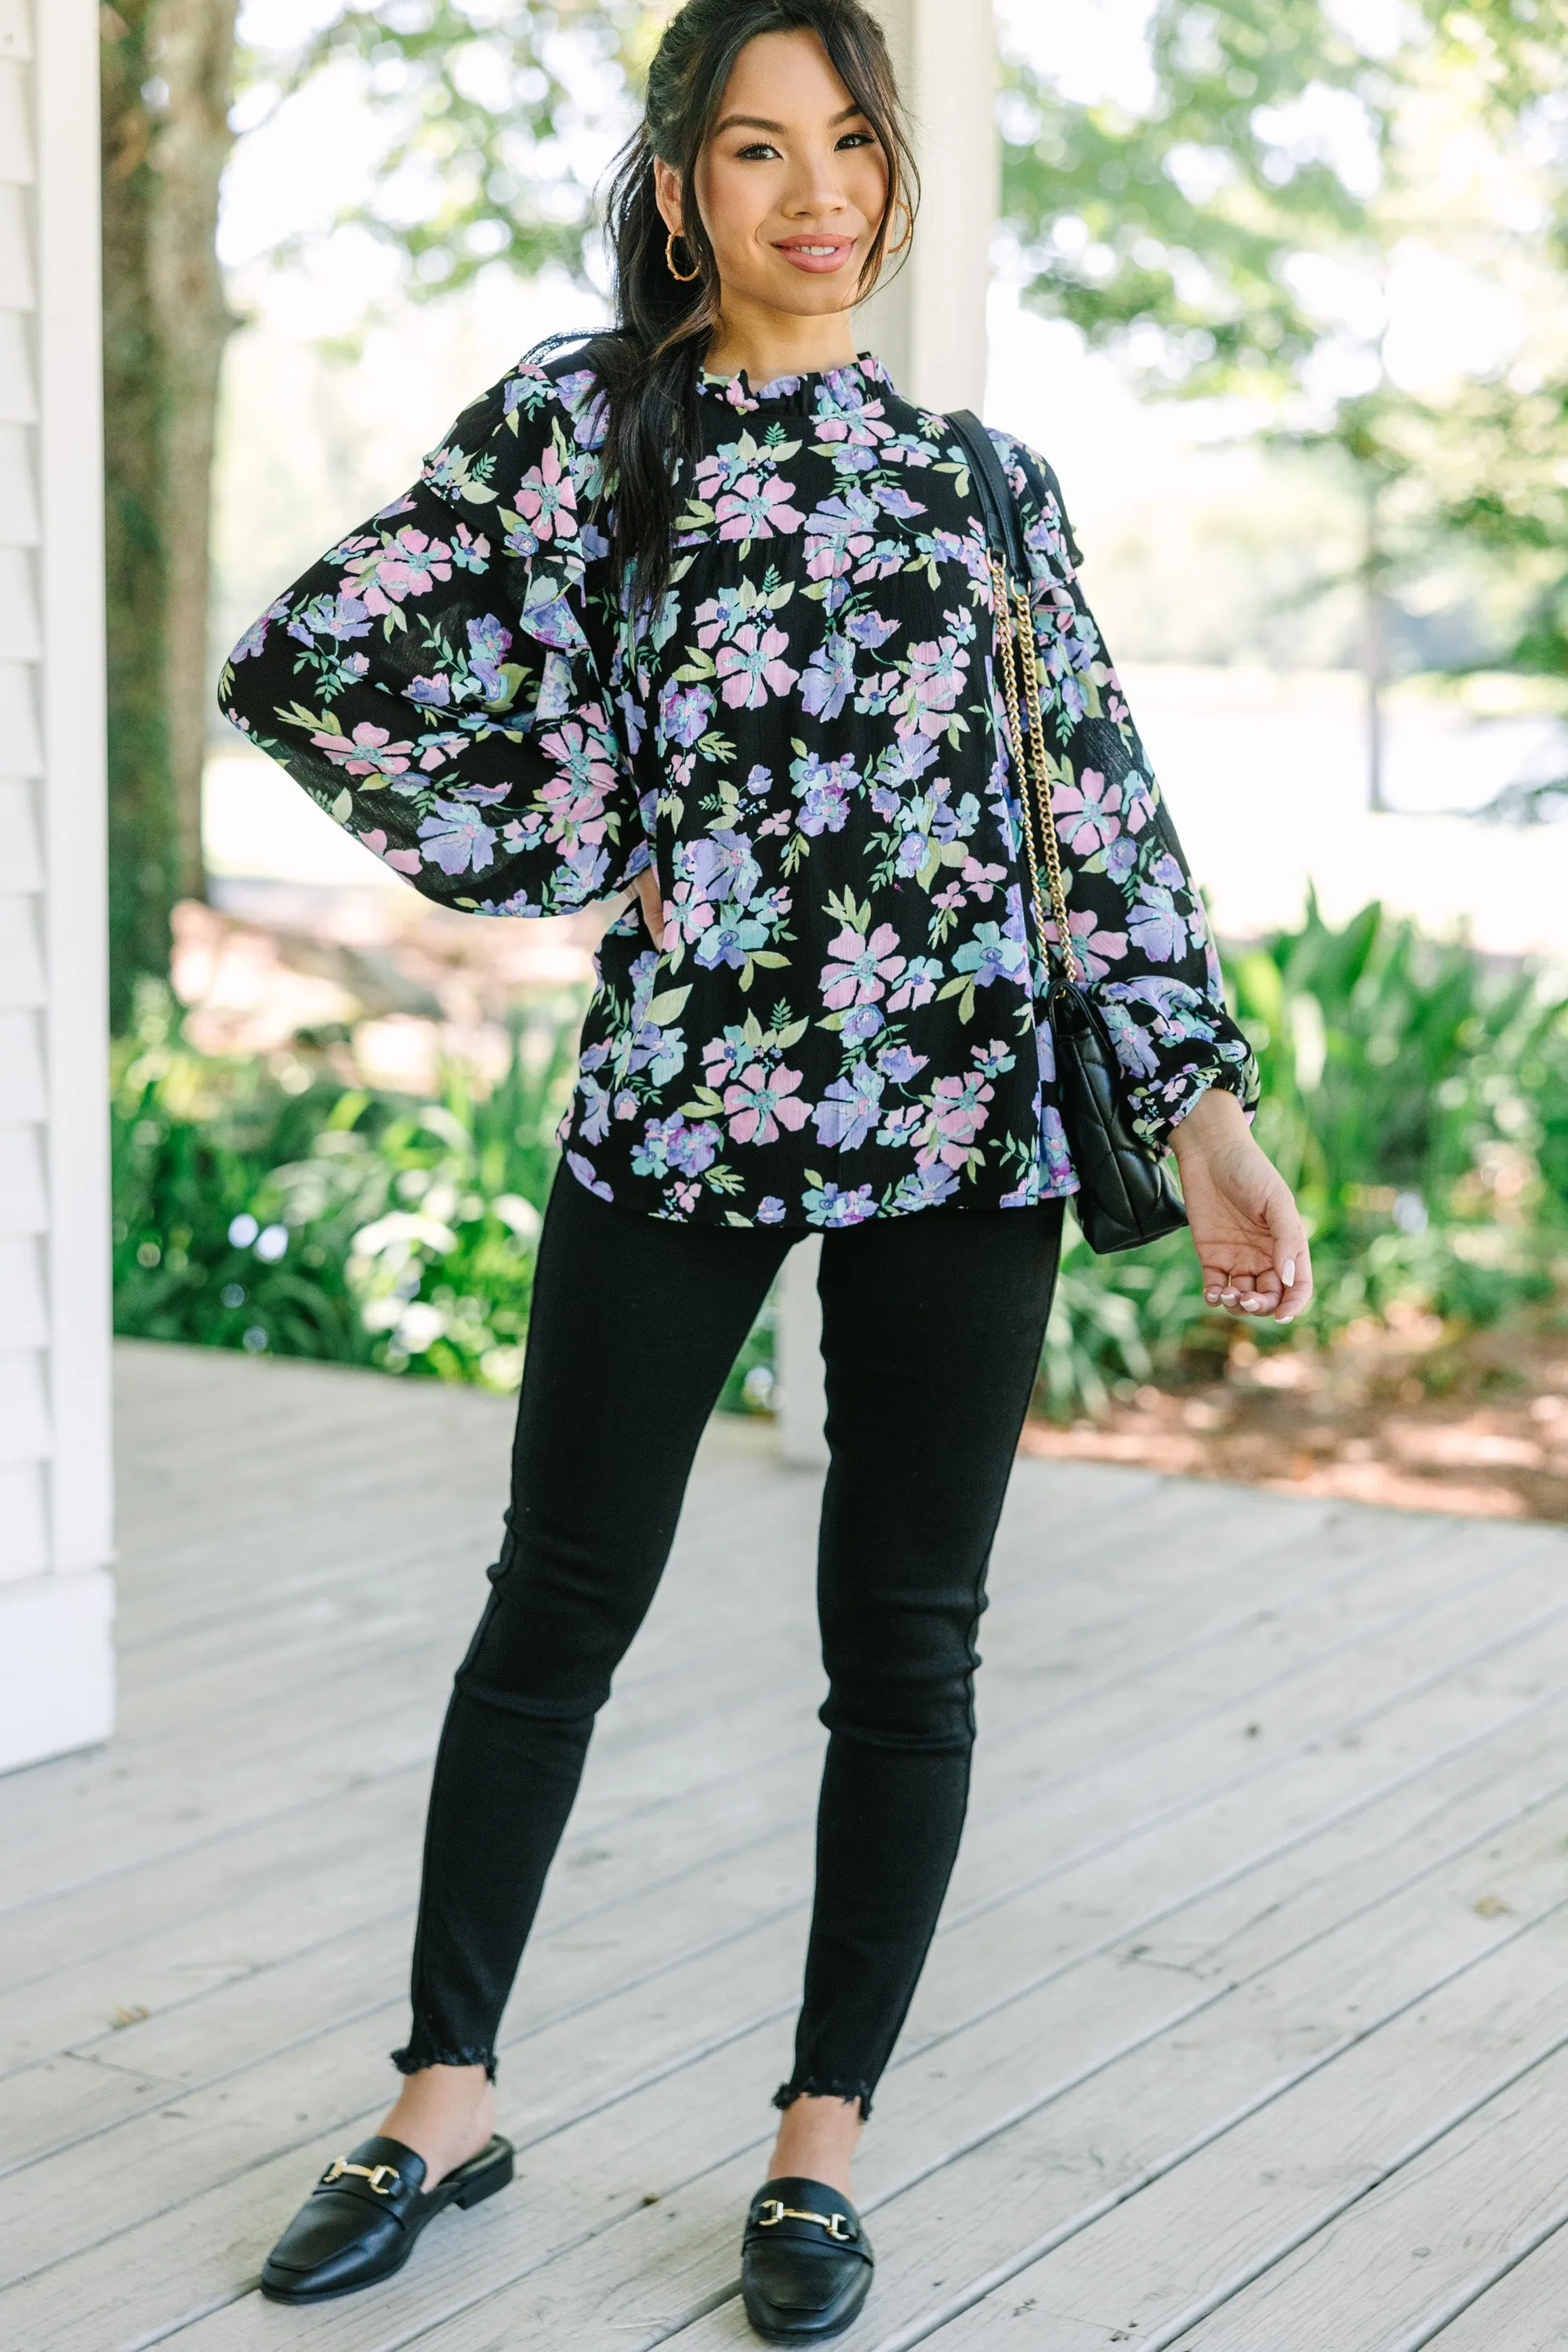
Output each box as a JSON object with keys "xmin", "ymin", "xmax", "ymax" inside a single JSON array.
[{"xmin": 696, "ymin": 351, "xmax": 895, "ymax": 416}]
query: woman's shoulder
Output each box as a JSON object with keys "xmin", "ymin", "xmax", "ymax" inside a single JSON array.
[
  {"xmin": 979, "ymin": 423, "xmax": 1084, "ymax": 574},
  {"xmin": 420, "ymin": 340, "xmax": 612, "ymax": 510}
]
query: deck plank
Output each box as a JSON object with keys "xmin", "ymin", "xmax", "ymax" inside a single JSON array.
[{"xmin": 5, "ymin": 1342, "xmax": 1568, "ymax": 2352}]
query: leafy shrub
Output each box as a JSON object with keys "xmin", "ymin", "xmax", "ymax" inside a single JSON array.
[
  {"xmin": 112, "ymin": 982, "xmax": 581, "ymax": 1388},
  {"xmin": 1038, "ymin": 894, "xmax": 1568, "ymax": 1416}
]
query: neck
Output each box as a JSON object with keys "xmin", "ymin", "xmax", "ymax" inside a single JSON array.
[{"xmin": 703, "ymin": 292, "xmax": 860, "ymax": 386}]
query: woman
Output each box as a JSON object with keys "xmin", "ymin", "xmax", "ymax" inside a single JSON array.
[{"xmin": 221, "ymin": 0, "xmax": 1311, "ymax": 2336}]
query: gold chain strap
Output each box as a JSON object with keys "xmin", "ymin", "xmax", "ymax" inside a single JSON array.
[{"xmin": 989, "ymin": 554, "xmax": 1082, "ymax": 989}]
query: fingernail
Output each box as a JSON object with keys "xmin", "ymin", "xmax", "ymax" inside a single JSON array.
[
  {"xmin": 1282, "ymin": 1259, "xmax": 1295, "ymax": 1287},
  {"xmin": 1205, "ymin": 1289, "xmax": 1221, "ymax": 1305}
]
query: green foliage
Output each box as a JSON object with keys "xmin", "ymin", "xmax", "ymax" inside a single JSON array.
[
  {"xmin": 112, "ymin": 982, "xmax": 583, "ymax": 1388},
  {"xmin": 115, "ymin": 902, "xmax": 1568, "ymax": 1425},
  {"xmin": 1003, "ymin": 2, "xmax": 1568, "ymax": 690},
  {"xmin": 1039, "ymin": 894, "xmax": 1567, "ymax": 1417},
  {"xmin": 241, "ymin": 0, "xmax": 661, "ymax": 296}
]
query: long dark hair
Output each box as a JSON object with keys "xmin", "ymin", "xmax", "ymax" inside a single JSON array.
[{"xmin": 583, "ymin": 0, "xmax": 917, "ymax": 611}]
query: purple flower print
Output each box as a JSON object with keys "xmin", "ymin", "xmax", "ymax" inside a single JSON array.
[
  {"xmin": 220, "ymin": 354, "xmax": 1260, "ymax": 1226},
  {"xmin": 800, "ymin": 637, "xmax": 857, "ymax": 722},
  {"xmin": 659, "ymin": 677, "xmax": 715, "ymax": 750},
  {"xmin": 418, "ymin": 799, "xmax": 499, "ymax": 875},
  {"xmin": 792, "ymin": 751, "xmax": 858, "ymax": 836},
  {"xmin": 566, "ymin": 1152, "xmax": 614, "ymax": 1203},
  {"xmin": 802, "ymin": 1180, "xmax": 877, "ymax": 1229},
  {"xmin": 232, "ymin": 597, "xmax": 289, "ymax": 660},
  {"xmin": 821, "ymin": 922, "xmax": 906, "ymax": 1010},
  {"xmin": 890, "ymin": 1163, "xmax": 960, "ymax": 1213},
  {"xmin": 876, "ymin": 1044, "xmax": 928, "ymax": 1086},
  {"xmin": 310, "ymin": 720, "xmax": 415, "ymax": 782},
  {"xmin": 686, "ymin": 829, "xmax": 762, "ymax": 907},
  {"xmin": 1127, "ymin": 884, "xmax": 1193, "ymax": 964},
  {"xmin": 694, "ymin": 911, "xmax": 771, "ymax": 971},
  {"xmin": 466, "ymin": 613, "xmax": 514, "ymax": 702},
  {"xmin": 812, "ymin": 1064, "xmax": 885, "ymax": 1152},
  {"xmin": 288, "ymin": 592, "xmax": 368, "ymax": 649},
  {"xmin": 633, "ymin": 1114, "xmax": 720, "ymax": 1181},
  {"xmin": 716, "ymin": 624, "xmax": 800, "ymax": 710},
  {"xmin": 724, "ymin": 1063, "xmax": 810, "ymax": 1145},
  {"xmin": 716, "ymin": 473, "xmax": 805, "ymax": 541}
]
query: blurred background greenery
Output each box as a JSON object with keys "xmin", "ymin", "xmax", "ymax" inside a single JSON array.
[{"xmin": 107, "ymin": 0, "xmax": 1568, "ymax": 1439}]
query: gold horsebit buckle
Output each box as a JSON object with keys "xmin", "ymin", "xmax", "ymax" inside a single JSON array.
[
  {"xmin": 757, "ymin": 2199, "xmax": 855, "ymax": 2243},
  {"xmin": 322, "ymin": 2159, "xmax": 402, "ymax": 2195}
]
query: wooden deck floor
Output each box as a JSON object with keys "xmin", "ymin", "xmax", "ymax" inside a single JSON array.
[{"xmin": 6, "ymin": 1343, "xmax": 1568, "ymax": 2351}]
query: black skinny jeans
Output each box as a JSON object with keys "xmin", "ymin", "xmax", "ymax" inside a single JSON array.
[{"xmin": 395, "ymin": 1167, "xmax": 1064, "ymax": 2116}]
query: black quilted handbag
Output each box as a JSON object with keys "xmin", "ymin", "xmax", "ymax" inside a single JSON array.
[{"xmin": 948, "ymin": 410, "xmax": 1189, "ymax": 1255}]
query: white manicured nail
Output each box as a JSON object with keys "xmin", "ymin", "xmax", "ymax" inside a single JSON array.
[{"xmin": 1282, "ymin": 1258, "xmax": 1296, "ymax": 1287}]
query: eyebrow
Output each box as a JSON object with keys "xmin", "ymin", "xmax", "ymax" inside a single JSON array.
[{"xmin": 713, "ymin": 104, "xmax": 867, "ymax": 136}]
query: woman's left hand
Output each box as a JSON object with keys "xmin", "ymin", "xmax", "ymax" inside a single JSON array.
[{"xmin": 1171, "ymin": 1087, "xmax": 1313, "ymax": 1325}]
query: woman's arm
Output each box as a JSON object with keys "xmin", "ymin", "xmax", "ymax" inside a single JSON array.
[
  {"xmin": 1000, "ymin": 436, "xmax": 1309, "ymax": 1325},
  {"xmin": 217, "ymin": 361, "xmax": 651, "ymax": 917},
  {"xmin": 999, "ymin": 435, "xmax": 1258, "ymax": 1148}
]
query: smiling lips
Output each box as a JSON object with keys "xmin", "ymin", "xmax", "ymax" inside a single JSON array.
[{"xmin": 774, "ymin": 235, "xmax": 856, "ymax": 274}]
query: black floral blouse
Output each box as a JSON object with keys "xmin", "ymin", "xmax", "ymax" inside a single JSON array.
[{"xmin": 219, "ymin": 350, "xmax": 1256, "ymax": 1229}]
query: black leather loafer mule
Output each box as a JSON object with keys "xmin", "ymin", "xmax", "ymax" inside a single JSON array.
[
  {"xmin": 741, "ymin": 2176, "xmax": 874, "ymax": 2341},
  {"xmin": 260, "ymin": 2132, "xmax": 514, "ymax": 2303}
]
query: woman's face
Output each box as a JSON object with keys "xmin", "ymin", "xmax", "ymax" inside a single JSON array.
[{"xmin": 655, "ymin": 28, "xmax": 891, "ymax": 325}]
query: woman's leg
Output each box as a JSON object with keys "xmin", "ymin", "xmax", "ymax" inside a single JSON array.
[
  {"xmin": 385, "ymin": 1167, "xmax": 789, "ymax": 2176},
  {"xmin": 770, "ymin": 1199, "xmax": 1065, "ymax": 2185}
]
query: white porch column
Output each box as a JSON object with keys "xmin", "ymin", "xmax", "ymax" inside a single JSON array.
[
  {"xmin": 774, "ymin": 0, "xmax": 999, "ymax": 1471},
  {"xmin": 0, "ymin": 0, "xmax": 114, "ymax": 1772}
]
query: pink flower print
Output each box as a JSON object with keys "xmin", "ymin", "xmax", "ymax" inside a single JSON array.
[
  {"xmin": 962, "ymin": 857, "xmax": 1007, "ymax": 903},
  {"xmin": 1047, "ymin": 906, "xmax": 1129, "ymax": 982},
  {"xmin": 804, "ymin": 493, "xmax": 877, "ymax": 583},
  {"xmin": 917, "ymin": 1073, "xmax": 994, "ymax": 1170},
  {"xmin": 716, "ymin": 473, "xmax": 805, "ymax": 542},
  {"xmin": 355, "ymin": 826, "xmax": 423, "ymax": 877},
  {"xmin": 538, "ymin": 718, "xmax": 617, "ymax": 808},
  {"xmin": 514, "ymin": 442, "xmax": 579, "ymax": 543},
  {"xmin": 1052, "ymin": 768, "xmax": 1122, "ymax": 854},
  {"xmin": 821, "ymin": 922, "xmax": 906, "ymax": 1011},
  {"xmin": 724, "ymin": 1064, "xmax": 810, "ymax": 1146},
  {"xmin": 715, "ymin": 624, "xmax": 800, "ymax": 710},
  {"xmin": 343, "ymin": 528, "xmax": 453, "ymax": 615},
  {"xmin": 896, "ymin": 633, "xmax": 968, "ymax": 742},
  {"xmin": 310, "ymin": 721, "xmax": 414, "ymax": 781}
]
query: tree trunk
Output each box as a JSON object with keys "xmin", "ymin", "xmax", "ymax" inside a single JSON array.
[{"xmin": 100, "ymin": 0, "xmax": 238, "ymax": 1027}]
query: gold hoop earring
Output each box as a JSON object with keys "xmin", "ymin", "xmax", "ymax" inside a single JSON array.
[
  {"xmin": 887, "ymin": 200, "xmax": 915, "ymax": 257},
  {"xmin": 666, "ymin": 229, "xmax": 702, "ymax": 283}
]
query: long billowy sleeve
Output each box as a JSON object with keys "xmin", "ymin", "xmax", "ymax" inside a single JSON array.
[
  {"xmin": 997, "ymin": 431, "xmax": 1259, "ymax": 1148},
  {"xmin": 217, "ymin": 361, "xmax": 650, "ymax": 916}
]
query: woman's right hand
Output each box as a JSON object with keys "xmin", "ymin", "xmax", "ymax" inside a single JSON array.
[{"xmin": 633, "ymin": 866, "xmax": 665, "ymax": 949}]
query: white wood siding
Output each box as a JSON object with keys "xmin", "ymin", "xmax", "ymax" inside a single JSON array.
[{"xmin": 0, "ymin": 0, "xmax": 114, "ymax": 1769}]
